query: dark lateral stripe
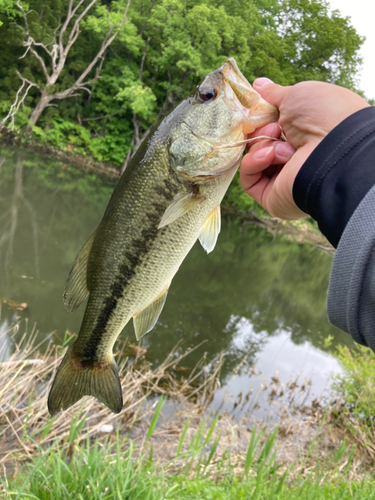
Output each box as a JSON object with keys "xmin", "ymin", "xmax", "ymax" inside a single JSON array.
[{"xmin": 83, "ymin": 179, "xmax": 176, "ymax": 360}]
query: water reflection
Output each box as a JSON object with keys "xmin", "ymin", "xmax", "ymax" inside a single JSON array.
[
  {"xmin": 0, "ymin": 317, "xmax": 14, "ymax": 361},
  {"xmin": 0, "ymin": 147, "xmax": 114, "ymax": 340},
  {"xmin": 213, "ymin": 325, "xmax": 342, "ymax": 422},
  {"xmin": 0, "ymin": 147, "xmax": 350, "ymax": 413}
]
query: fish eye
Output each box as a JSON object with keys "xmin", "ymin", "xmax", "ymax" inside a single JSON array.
[{"xmin": 199, "ymin": 87, "xmax": 217, "ymax": 102}]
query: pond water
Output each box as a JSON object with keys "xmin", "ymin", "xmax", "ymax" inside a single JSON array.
[{"xmin": 0, "ymin": 147, "xmax": 353, "ymax": 420}]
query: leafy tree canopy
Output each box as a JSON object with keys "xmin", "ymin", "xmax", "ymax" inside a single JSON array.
[{"xmin": 0, "ymin": 0, "xmax": 365, "ymax": 167}]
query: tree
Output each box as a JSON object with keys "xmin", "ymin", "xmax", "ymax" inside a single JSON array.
[
  {"xmin": 1, "ymin": 0, "xmax": 131, "ymax": 129},
  {"xmin": 117, "ymin": 0, "xmax": 364, "ymax": 168},
  {"xmin": 0, "ymin": 0, "xmax": 365, "ymax": 167},
  {"xmin": 119, "ymin": 0, "xmax": 265, "ymax": 168},
  {"xmin": 269, "ymin": 0, "xmax": 364, "ymax": 87}
]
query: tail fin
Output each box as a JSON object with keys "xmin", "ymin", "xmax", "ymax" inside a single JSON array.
[{"xmin": 48, "ymin": 346, "xmax": 123, "ymax": 416}]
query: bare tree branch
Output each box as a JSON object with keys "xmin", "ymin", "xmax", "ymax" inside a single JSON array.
[
  {"xmin": 57, "ymin": 0, "xmax": 85, "ymax": 64},
  {"xmin": 3, "ymin": 0, "xmax": 132, "ymax": 128},
  {"xmin": 72, "ymin": 0, "xmax": 131, "ymax": 90},
  {"xmin": 55, "ymin": 0, "xmax": 97, "ymax": 78},
  {"xmin": 0, "ymin": 72, "xmax": 39, "ymax": 131},
  {"xmin": 16, "ymin": 1, "xmax": 51, "ymax": 82}
]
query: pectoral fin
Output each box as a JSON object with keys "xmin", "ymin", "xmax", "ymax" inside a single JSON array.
[
  {"xmin": 63, "ymin": 232, "xmax": 95, "ymax": 312},
  {"xmin": 199, "ymin": 205, "xmax": 221, "ymax": 254},
  {"xmin": 133, "ymin": 287, "xmax": 169, "ymax": 340},
  {"xmin": 158, "ymin": 192, "xmax": 204, "ymax": 229}
]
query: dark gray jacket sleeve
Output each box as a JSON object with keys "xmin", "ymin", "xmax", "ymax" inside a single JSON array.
[
  {"xmin": 327, "ymin": 186, "xmax": 375, "ymax": 349},
  {"xmin": 292, "ymin": 106, "xmax": 375, "ymax": 351}
]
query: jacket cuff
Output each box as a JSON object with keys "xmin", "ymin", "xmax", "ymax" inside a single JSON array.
[{"xmin": 293, "ymin": 106, "xmax": 375, "ymax": 248}]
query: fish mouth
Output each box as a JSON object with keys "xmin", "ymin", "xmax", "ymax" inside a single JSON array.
[{"xmin": 222, "ymin": 58, "xmax": 279, "ymax": 134}]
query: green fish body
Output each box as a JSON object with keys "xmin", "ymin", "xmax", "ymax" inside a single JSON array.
[{"xmin": 48, "ymin": 58, "xmax": 278, "ymax": 415}]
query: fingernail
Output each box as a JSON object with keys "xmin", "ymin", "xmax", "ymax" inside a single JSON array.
[
  {"xmin": 275, "ymin": 142, "xmax": 294, "ymax": 159},
  {"xmin": 254, "ymin": 146, "xmax": 273, "ymax": 159},
  {"xmin": 254, "ymin": 77, "xmax": 273, "ymax": 88}
]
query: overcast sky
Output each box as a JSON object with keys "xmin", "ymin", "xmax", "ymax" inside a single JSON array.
[{"xmin": 327, "ymin": 0, "xmax": 375, "ymax": 101}]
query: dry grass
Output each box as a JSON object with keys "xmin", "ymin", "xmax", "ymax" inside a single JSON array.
[
  {"xmin": 0, "ymin": 319, "xmax": 222, "ymax": 475},
  {"xmin": 1, "ymin": 318, "xmax": 372, "ymax": 486},
  {"xmin": 324, "ymin": 401, "xmax": 375, "ymax": 466}
]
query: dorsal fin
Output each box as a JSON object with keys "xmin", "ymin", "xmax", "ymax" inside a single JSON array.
[
  {"xmin": 63, "ymin": 232, "xmax": 95, "ymax": 312},
  {"xmin": 133, "ymin": 286, "xmax": 169, "ymax": 340},
  {"xmin": 158, "ymin": 192, "xmax": 205, "ymax": 229},
  {"xmin": 199, "ymin": 205, "xmax": 221, "ymax": 254}
]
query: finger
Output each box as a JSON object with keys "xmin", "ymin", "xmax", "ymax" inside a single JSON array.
[
  {"xmin": 240, "ymin": 167, "xmax": 278, "ymax": 210},
  {"xmin": 240, "ymin": 142, "xmax": 314, "ymax": 219},
  {"xmin": 240, "ymin": 145, "xmax": 275, "ymax": 204},
  {"xmin": 274, "ymin": 141, "xmax": 295, "ymax": 162},
  {"xmin": 248, "ymin": 122, "xmax": 281, "ymax": 140},
  {"xmin": 242, "ymin": 141, "xmax": 295, "ymax": 174},
  {"xmin": 240, "ymin": 141, "xmax": 295, "ymax": 210},
  {"xmin": 253, "ymin": 78, "xmax": 289, "ymax": 109},
  {"xmin": 246, "ymin": 134, "xmax": 288, "ymax": 156},
  {"xmin": 263, "ymin": 164, "xmax": 283, "ymax": 179}
]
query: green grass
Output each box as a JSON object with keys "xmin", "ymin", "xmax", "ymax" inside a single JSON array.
[
  {"xmin": 333, "ymin": 343, "xmax": 375, "ymax": 422},
  {"xmin": 3, "ymin": 429, "xmax": 375, "ymax": 500},
  {"xmin": 2, "ymin": 397, "xmax": 375, "ymax": 500},
  {"xmin": 3, "ymin": 337, "xmax": 375, "ymax": 499},
  {"xmin": 323, "ymin": 341, "xmax": 375, "ymax": 463}
]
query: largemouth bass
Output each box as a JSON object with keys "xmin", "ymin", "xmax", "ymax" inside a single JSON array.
[{"xmin": 48, "ymin": 58, "xmax": 278, "ymax": 415}]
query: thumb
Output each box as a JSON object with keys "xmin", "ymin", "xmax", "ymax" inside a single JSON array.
[{"xmin": 253, "ymin": 78, "xmax": 289, "ymax": 109}]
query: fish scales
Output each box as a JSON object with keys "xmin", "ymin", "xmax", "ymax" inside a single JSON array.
[
  {"xmin": 48, "ymin": 58, "xmax": 279, "ymax": 415},
  {"xmin": 79, "ymin": 150, "xmax": 179, "ymax": 357}
]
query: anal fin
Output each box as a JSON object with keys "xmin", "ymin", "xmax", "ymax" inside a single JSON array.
[
  {"xmin": 133, "ymin": 287, "xmax": 169, "ymax": 340},
  {"xmin": 63, "ymin": 232, "xmax": 95, "ymax": 312},
  {"xmin": 199, "ymin": 205, "xmax": 221, "ymax": 254}
]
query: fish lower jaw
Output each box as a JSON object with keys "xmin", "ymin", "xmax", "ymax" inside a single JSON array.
[
  {"xmin": 242, "ymin": 115, "xmax": 278, "ymax": 134},
  {"xmin": 235, "ymin": 93, "xmax": 278, "ymax": 135}
]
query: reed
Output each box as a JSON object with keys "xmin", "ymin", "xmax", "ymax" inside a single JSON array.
[
  {"xmin": 1, "ymin": 321, "xmax": 375, "ymax": 499},
  {"xmin": 0, "ymin": 319, "xmax": 222, "ymax": 472}
]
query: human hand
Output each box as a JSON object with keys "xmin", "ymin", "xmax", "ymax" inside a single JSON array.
[{"xmin": 240, "ymin": 79, "xmax": 370, "ymax": 219}]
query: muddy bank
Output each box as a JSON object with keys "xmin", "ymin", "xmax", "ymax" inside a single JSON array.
[
  {"xmin": 0, "ymin": 128, "xmax": 120, "ymax": 178},
  {"xmin": 221, "ymin": 205, "xmax": 333, "ymax": 254}
]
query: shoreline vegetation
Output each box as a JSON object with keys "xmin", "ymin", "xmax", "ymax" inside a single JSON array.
[
  {"xmin": 0, "ymin": 0, "xmax": 370, "ymax": 494},
  {"xmin": 0, "ymin": 128, "xmax": 121, "ymax": 179},
  {"xmin": 1, "ymin": 320, "xmax": 375, "ymax": 498},
  {"xmin": 0, "ymin": 128, "xmax": 331, "ymax": 254},
  {"xmin": 0, "ymin": 0, "xmax": 369, "ymax": 269}
]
